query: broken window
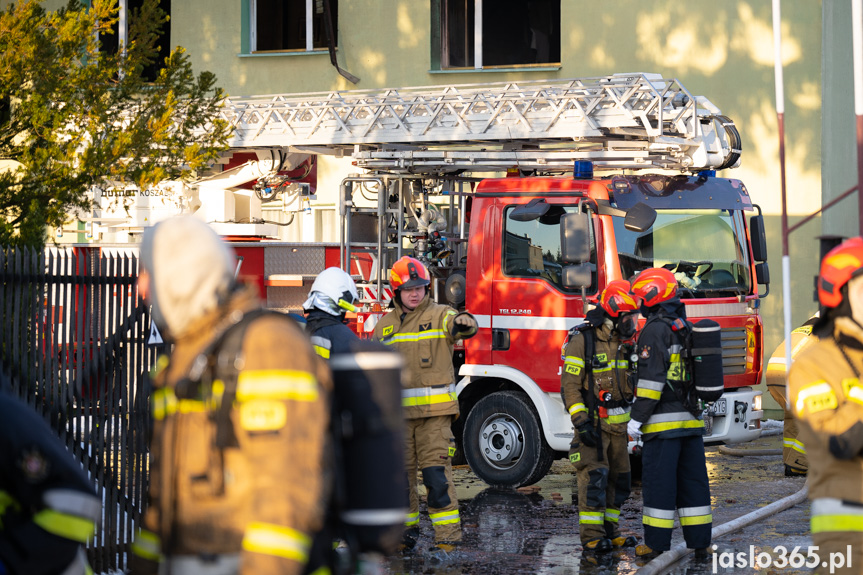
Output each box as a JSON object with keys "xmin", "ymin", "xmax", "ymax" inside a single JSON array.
[
  {"xmin": 440, "ymin": 0, "xmax": 560, "ymax": 69},
  {"xmin": 252, "ymin": 0, "xmax": 337, "ymax": 52}
]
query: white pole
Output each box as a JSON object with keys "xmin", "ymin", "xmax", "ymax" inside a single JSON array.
[
  {"xmin": 474, "ymin": 0, "xmax": 483, "ymax": 69},
  {"xmin": 773, "ymin": 0, "xmax": 793, "ymax": 376},
  {"xmin": 853, "ymin": 0, "xmax": 863, "ymax": 234},
  {"xmin": 306, "ymin": 0, "xmax": 314, "ymax": 51},
  {"xmin": 855, "ymin": 0, "xmax": 863, "ymax": 116},
  {"xmin": 772, "ymin": 0, "xmax": 785, "ymax": 117}
]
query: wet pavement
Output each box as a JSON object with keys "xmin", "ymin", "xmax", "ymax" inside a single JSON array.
[{"xmin": 385, "ymin": 421, "xmax": 814, "ymax": 574}]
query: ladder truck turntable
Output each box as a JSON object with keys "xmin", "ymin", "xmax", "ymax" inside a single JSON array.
[{"xmin": 114, "ymin": 73, "xmax": 772, "ymax": 488}]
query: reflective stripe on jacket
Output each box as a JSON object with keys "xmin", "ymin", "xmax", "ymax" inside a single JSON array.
[
  {"xmin": 631, "ymin": 300, "xmax": 704, "ymax": 440},
  {"xmin": 373, "ymin": 296, "xmax": 465, "ymax": 419},
  {"xmin": 560, "ymin": 319, "xmax": 634, "ymax": 435}
]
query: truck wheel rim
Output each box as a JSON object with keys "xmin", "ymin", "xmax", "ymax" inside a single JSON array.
[{"xmin": 477, "ymin": 413, "xmax": 525, "ymax": 470}]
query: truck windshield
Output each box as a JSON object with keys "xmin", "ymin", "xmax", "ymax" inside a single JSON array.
[{"xmin": 612, "ymin": 208, "xmax": 751, "ymax": 297}]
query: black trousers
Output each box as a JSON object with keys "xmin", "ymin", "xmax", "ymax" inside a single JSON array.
[{"xmin": 641, "ymin": 434, "xmax": 712, "ymax": 551}]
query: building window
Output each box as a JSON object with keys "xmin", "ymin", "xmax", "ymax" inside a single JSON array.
[
  {"xmin": 251, "ymin": 0, "xmax": 337, "ymax": 53},
  {"xmin": 439, "ymin": 0, "xmax": 559, "ymax": 69},
  {"xmin": 100, "ymin": 0, "xmax": 171, "ymax": 82}
]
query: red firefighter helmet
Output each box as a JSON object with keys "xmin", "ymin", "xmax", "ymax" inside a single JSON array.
[
  {"xmin": 600, "ymin": 280, "xmax": 641, "ymax": 317},
  {"xmin": 390, "ymin": 256, "xmax": 431, "ymax": 291},
  {"xmin": 818, "ymin": 237, "xmax": 863, "ymax": 308},
  {"xmin": 631, "ymin": 267, "xmax": 678, "ymax": 307}
]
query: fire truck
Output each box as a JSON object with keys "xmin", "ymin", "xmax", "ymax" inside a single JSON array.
[{"xmin": 82, "ymin": 73, "xmax": 769, "ymax": 488}]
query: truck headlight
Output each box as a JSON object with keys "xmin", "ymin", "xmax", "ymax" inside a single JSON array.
[{"xmin": 753, "ymin": 394, "xmax": 762, "ymax": 412}]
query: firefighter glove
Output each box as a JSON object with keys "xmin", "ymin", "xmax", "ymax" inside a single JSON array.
[
  {"xmin": 452, "ymin": 312, "xmax": 478, "ymax": 336},
  {"xmin": 627, "ymin": 419, "xmax": 643, "ymax": 441},
  {"xmin": 576, "ymin": 421, "xmax": 598, "ymax": 447}
]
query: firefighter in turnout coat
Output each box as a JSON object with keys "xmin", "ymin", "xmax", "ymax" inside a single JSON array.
[
  {"xmin": 766, "ymin": 314, "xmax": 818, "ymax": 476},
  {"xmin": 0, "ymin": 390, "xmax": 101, "ymax": 575},
  {"xmin": 561, "ymin": 280, "xmax": 640, "ymax": 552},
  {"xmin": 129, "ymin": 216, "xmax": 331, "ymax": 575},
  {"xmin": 626, "ymin": 268, "xmax": 712, "ymax": 560},
  {"xmin": 789, "ymin": 237, "xmax": 863, "ymax": 574},
  {"xmin": 373, "ymin": 256, "xmax": 477, "ymax": 553}
]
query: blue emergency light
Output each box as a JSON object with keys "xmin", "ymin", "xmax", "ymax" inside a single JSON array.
[{"xmin": 573, "ymin": 160, "xmax": 594, "ymax": 180}]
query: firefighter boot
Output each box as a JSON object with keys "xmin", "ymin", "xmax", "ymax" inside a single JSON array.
[
  {"xmin": 635, "ymin": 545, "xmax": 662, "ymax": 560},
  {"xmin": 400, "ymin": 527, "xmax": 420, "ymax": 552},
  {"xmin": 604, "ymin": 520, "xmax": 637, "ymax": 548},
  {"xmin": 611, "ymin": 535, "xmax": 638, "ymax": 548},
  {"xmin": 583, "ymin": 538, "xmax": 613, "ymax": 553},
  {"xmin": 694, "ymin": 547, "xmax": 714, "ymax": 561},
  {"xmin": 784, "ymin": 464, "xmax": 806, "ymax": 477},
  {"xmin": 427, "ymin": 541, "xmax": 459, "ymax": 558}
]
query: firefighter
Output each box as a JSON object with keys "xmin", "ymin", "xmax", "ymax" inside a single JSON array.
[
  {"xmin": 626, "ymin": 267, "xmax": 712, "ymax": 560},
  {"xmin": 372, "ymin": 256, "xmax": 477, "ymax": 554},
  {"xmin": 0, "ymin": 390, "xmax": 100, "ymax": 575},
  {"xmin": 129, "ymin": 216, "xmax": 331, "ymax": 575},
  {"xmin": 789, "ymin": 237, "xmax": 863, "ymax": 574},
  {"xmin": 765, "ymin": 313, "xmax": 819, "ymax": 477},
  {"xmin": 303, "ymin": 266, "xmax": 361, "ymax": 359},
  {"xmin": 561, "ymin": 280, "xmax": 640, "ymax": 552}
]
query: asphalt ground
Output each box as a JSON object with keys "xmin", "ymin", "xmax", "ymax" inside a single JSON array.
[{"xmin": 384, "ymin": 421, "xmax": 815, "ymax": 575}]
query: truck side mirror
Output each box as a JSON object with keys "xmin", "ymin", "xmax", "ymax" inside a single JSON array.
[
  {"xmin": 510, "ymin": 198, "xmax": 550, "ymax": 222},
  {"xmin": 560, "ymin": 212, "xmax": 591, "ymax": 263},
  {"xmin": 562, "ymin": 263, "xmax": 593, "ymax": 289},
  {"xmin": 750, "ymin": 214, "xmax": 767, "ymax": 262},
  {"xmin": 755, "ymin": 261, "xmax": 770, "ymax": 297},
  {"xmin": 624, "ymin": 202, "xmax": 656, "ymax": 232}
]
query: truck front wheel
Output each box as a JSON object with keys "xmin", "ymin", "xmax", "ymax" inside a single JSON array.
[{"xmin": 462, "ymin": 391, "xmax": 554, "ymax": 488}]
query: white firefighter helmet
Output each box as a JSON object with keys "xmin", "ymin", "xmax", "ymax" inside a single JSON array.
[{"xmin": 302, "ymin": 267, "xmax": 360, "ymax": 316}]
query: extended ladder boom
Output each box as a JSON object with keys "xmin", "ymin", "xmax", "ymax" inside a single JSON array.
[{"xmin": 215, "ymin": 73, "xmax": 741, "ymax": 173}]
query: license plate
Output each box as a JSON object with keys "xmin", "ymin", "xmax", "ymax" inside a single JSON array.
[{"xmin": 710, "ymin": 398, "xmax": 727, "ymax": 416}]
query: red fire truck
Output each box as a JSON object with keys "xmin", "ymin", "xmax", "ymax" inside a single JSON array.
[{"xmin": 449, "ymin": 171, "xmax": 767, "ymax": 487}]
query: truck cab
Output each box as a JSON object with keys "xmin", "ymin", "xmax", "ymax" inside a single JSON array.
[{"xmin": 455, "ymin": 171, "xmax": 767, "ymax": 487}]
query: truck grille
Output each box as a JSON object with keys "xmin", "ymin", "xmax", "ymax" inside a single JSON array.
[{"xmin": 720, "ymin": 328, "xmax": 747, "ymax": 375}]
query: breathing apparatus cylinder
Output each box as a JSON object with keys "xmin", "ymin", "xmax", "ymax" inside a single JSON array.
[
  {"xmin": 689, "ymin": 319, "xmax": 724, "ymax": 403},
  {"xmin": 329, "ymin": 340, "xmax": 408, "ymax": 555}
]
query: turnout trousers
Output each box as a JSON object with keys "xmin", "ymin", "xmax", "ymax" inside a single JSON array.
[
  {"xmin": 781, "ymin": 411, "xmax": 808, "ymax": 473},
  {"xmin": 569, "ymin": 430, "xmax": 631, "ymax": 542},
  {"xmin": 641, "ymin": 435, "xmax": 712, "ymax": 552},
  {"xmin": 404, "ymin": 415, "xmax": 461, "ymax": 542}
]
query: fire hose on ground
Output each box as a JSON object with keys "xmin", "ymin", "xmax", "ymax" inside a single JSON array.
[{"xmin": 718, "ymin": 426, "xmax": 783, "ymax": 456}]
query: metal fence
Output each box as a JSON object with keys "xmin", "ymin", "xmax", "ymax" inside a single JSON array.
[{"xmin": 0, "ymin": 245, "xmax": 157, "ymax": 573}]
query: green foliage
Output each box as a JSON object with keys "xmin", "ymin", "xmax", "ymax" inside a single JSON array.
[{"xmin": 0, "ymin": 0, "xmax": 231, "ymax": 247}]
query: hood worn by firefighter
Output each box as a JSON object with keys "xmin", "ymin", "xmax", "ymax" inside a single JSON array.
[
  {"xmin": 789, "ymin": 237, "xmax": 863, "ymax": 575},
  {"xmin": 303, "ymin": 267, "xmax": 361, "ymax": 360},
  {"xmin": 766, "ymin": 313, "xmax": 818, "ymax": 477},
  {"xmin": 0, "ymin": 390, "xmax": 101, "ymax": 575},
  {"xmin": 129, "ymin": 216, "xmax": 331, "ymax": 575},
  {"xmin": 561, "ymin": 280, "xmax": 639, "ymax": 553},
  {"xmin": 372, "ymin": 256, "xmax": 477, "ymax": 555},
  {"xmin": 627, "ymin": 268, "xmax": 712, "ymax": 561}
]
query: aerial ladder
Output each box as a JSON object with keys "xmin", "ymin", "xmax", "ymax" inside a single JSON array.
[{"xmin": 201, "ymin": 72, "xmax": 743, "ymax": 304}]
